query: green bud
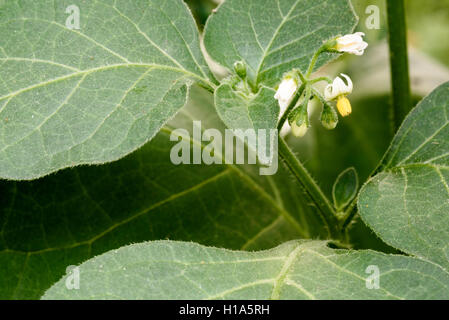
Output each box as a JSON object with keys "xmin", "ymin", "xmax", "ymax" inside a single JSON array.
[
  {"xmin": 288, "ymin": 105, "xmax": 309, "ymax": 137},
  {"xmin": 291, "ymin": 121, "xmax": 308, "ymax": 137},
  {"xmin": 320, "ymin": 103, "xmax": 338, "ymax": 130},
  {"xmin": 290, "ymin": 105, "xmax": 309, "ymax": 126},
  {"xmin": 233, "ymin": 61, "xmax": 247, "ymax": 79}
]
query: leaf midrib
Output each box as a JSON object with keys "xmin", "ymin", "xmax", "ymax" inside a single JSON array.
[
  {"xmin": 254, "ymin": 0, "xmax": 325, "ymax": 83},
  {"xmin": 0, "ymin": 63, "xmax": 213, "ymax": 103},
  {"xmin": 2, "ymin": 10, "xmax": 211, "ymax": 81},
  {"xmin": 109, "ymin": 2, "xmax": 208, "ymax": 81}
]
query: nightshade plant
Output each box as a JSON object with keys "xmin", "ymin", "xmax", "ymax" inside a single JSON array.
[{"xmin": 0, "ymin": 0, "xmax": 448, "ymax": 300}]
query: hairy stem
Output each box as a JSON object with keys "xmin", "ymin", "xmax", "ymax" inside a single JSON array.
[
  {"xmin": 305, "ymin": 44, "xmax": 327, "ymax": 78},
  {"xmin": 309, "ymin": 76, "xmax": 332, "ymax": 85},
  {"xmin": 387, "ymin": 0, "xmax": 411, "ymax": 132},
  {"xmin": 278, "ymin": 137, "xmax": 339, "ymax": 238},
  {"xmin": 277, "ymin": 83, "xmax": 306, "ymax": 131},
  {"xmin": 340, "ymin": 196, "xmax": 358, "ymax": 231}
]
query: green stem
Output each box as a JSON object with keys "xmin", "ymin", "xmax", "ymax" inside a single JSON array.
[
  {"xmin": 277, "ymin": 83, "xmax": 306, "ymax": 130},
  {"xmin": 278, "ymin": 137, "xmax": 339, "ymax": 238},
  {"xmin": 386, "ymin": 0, "xmax": 411, "ymax": 132},
  {"xmin": 340, "ymin": 196, "xmax": 358, "ymax": 230},
  {"xmin": 197, "ymin": 81, "xmax": 216, "ymax": 93},
  {"xmin": 305, "ymin": 44, "xmax": 326, "ymax": 78},
  {"xmin": 311, "ymin": 88, "xmax": 327, "ymax": 104},
  {"xmin": 309, "ymin": 76, "xmax": 332, "ymax": 85},
  {"xmin": 296, "ymin": 69, "xmax": 307, "ymax": 83},
  {"xmin": 340, "ymin": 145, "xmax": 391, "ymax": 232}
]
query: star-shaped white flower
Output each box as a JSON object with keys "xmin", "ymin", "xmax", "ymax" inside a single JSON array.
[
  {"xmin": 324, "ymin": 74, "xmax": 353, "ymax": 117},
  {"xmin": 324, "ymin": 74, "xmax": 353, "ymax": 101}
]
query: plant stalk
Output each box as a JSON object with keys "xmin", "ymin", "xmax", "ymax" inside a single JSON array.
[
  {"xmin": 277, "ymin": 83, "xmax": 306, "ymax": 130},
  {"xmin": 386, "ymin": 0, "xmax": 412, "ymax": 132},
  {"xmin": 305, "ymin": 47, "xmax": 324, "ymax": 78},
  {"xmin": 278, "ymin": 137, "xmax": 339, "ymax": 238}
]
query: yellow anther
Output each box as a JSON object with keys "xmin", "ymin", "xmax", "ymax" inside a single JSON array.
[{"xmin": 336, "ymin": 96, "xmax": 352, "ymax": 117}]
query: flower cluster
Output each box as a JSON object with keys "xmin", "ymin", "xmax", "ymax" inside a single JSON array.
[{"xmin": 274, "ymin": 32, "xmax": 368, "ymax": 137}]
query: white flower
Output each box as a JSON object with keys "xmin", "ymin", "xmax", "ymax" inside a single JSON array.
[
  {"xmin": 335, "ymin": 32, "xmax": 368, "ymax": 56},
  {"xmin": 324, "ymin": 74, "xmax": 354, "ymax": 117},
  {"xmin": 324, "ymin": 74, "xmax": 353, "ymax": 101},
  {"xmin": 274, "ymin": 77, "xmax": 298, "ymax": 113}
]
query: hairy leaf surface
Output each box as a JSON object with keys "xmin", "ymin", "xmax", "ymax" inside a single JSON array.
[
  {"xmin": 0, "ymin": 0, "xmax": 214, "ymax": 180},
  {"xmin": 204, "ymin": 0, "xmax": 357, "ymax": 87},
  {"xmin": 43, "ymin": 240, "xmax": 449, "ymax": 299},
  {"xmin": 0, "ymin": 86, "xmax": 325, "ymax": 299},
  {"xmin": 359, "ymin": 82, "xmax": 449, "ymax": 271},
  {"xmin": 214, "ymin": 84, "xmax": 279, "ymax": 163}
]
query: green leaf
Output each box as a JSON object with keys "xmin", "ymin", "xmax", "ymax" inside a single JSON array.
[
  {"xmin": 214, "ymin": 84, "xmax": 279, "ymax": 163},
  {"xmin": 359, "ymin": 82, "xmax": 449, "ymax": 271},
  {"xmin": 0, "ymin": 86, "xmax": 326, "ymax": 299},
  {"xmin": 43, "ymin": 240, "xmax": 449, "ymax": 299},
  {"xmin": 204, "ymin": 0, "xmax": 357, "ymax": 87},
  {"xmin": 333, "ymin": 167, "xmax": 358, "ymax": 211},
  {"xmin": 0, "ymin": 0, "xmax": 215, "ymax": 180}
]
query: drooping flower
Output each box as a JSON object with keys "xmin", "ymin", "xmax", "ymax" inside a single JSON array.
[
  {"xmin": 274, "ymin": 76, "xmax": 298, "ymax": 113},
  {"xmin": 335, "ymin": 32, "xmax": 368, "ymax": 56},
  {"xmin": 324, "ymin": 74, "xmax": 353, "ymax": 117}
]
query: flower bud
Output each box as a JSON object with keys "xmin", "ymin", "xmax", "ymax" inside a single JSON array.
[
  {"xmin": 320, "ymin": 104, "xmax": 338, "ymax": 130},
  {"xmin": 335, "ymin": 32, "xmax": 368, "ymax": 56},
  {"xmin": 288, "ymin": 105, "xmax": 309, "ymax": 137},
  {"xmin": 233, "ymin": 61, "xmax": 247, "ymax": 79},
  {"xmin": 291, "ymin": 122, "xmax": 308, "ymax": 137}
]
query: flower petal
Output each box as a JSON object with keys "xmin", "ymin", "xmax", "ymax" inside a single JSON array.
[{"xmin": 340, "ymin": 73, "xmax": 353, "ymax": 93}]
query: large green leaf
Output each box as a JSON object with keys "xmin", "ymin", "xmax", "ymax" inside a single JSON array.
[
  {"xmin": 43, "ymin": 240, "xmax": 449, "ymax": 299},
  {"xmin": 0, "ymin": 86, "xmax": 328, "ymax": 299},
  {"xmin": 203, "ymin": 0, "xmax": 357, "ymax": 87},
  {"xmin": 359, "ymin": 82, "xmax": 449, "ymax": 271},
  {"xmin": 0, "ymin": 0, "xmax": 215, "ymax": 180}
]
